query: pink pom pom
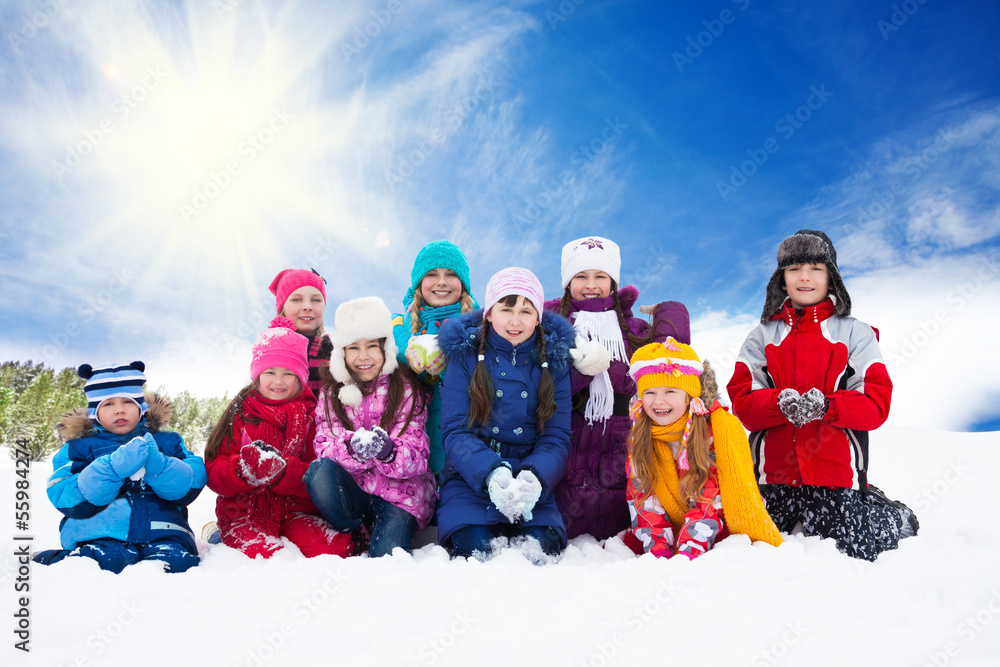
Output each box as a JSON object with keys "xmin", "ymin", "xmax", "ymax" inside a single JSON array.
[{"xmin": 268, "ymin": 316, "xmax": 297, "ymax": 331}]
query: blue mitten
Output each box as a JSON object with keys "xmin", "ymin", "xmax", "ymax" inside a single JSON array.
[
  {"xmin": 142, "ymin": 434, "xmax": 196, "ymax": 501},
  {"xmin": 78, "ymin": 436, "xmax": 146, "ymax": 506},
  {"xmin": 142, "ymin": 434, "xmax": 167, "ymax": 477},
  {"xmin": 108, "ymin": 436, "xmax": 149, "ymax": 479}
]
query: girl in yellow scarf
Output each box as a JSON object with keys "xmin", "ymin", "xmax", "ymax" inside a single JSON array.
[{"xmin": 626, "ymin": 339, "xmax": 782, "ymax": 559}]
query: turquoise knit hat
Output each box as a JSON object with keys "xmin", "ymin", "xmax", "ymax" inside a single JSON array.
[{"xmin": 408, "ymin": 240, "xmax": 472, "ymax": 299}]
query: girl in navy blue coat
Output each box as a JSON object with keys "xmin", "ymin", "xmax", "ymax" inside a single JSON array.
[{"xmin": 437, "ymin": 267, "xmax": 575, "ymax": 561}]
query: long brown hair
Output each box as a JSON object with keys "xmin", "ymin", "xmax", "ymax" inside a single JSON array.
[
  {"xmin": 468, "ymin": 296, "xmax": 556, "ymax": 432},
  {"xmin": 628, "ymin": 396, "xmax": 713, "ymax": 506},
  {"xmin": 204, "ymin": 383, "xmax": 258, "ymax": 463},
  {"xmin": 320, "ymin": 339, "xmax": 430, "ymax": 436},
  {"xmin": 409, "ymin": 289, "xmax": 476, "ymax": 334},
  {"xmin": 559, "ymin": 280, "xmax": 667, "ymax": 351}
]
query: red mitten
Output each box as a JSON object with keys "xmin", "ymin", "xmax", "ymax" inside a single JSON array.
[{"xmin": 238, "ymin": 441, "xmax": 287, "ymax": 486}]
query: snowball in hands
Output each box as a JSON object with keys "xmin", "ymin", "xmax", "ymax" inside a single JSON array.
[
  {"xmin": 405, "ymin": 334, "xmax": 448, "ymax": 375},
  {"xmin": 349, "ymin": 427, "xmax": 394, "ymax": 461},
  {"xmin": 487, "ymin": 467, "xmax": 542, "ymax": 522},
  {"xmin": 797, "ymin": 388, "xmax": 828, "ymax": 426},
  {"xmin": 778, "ymin": 387, "xmax": 827, "ymax": 428},
  {"xmin": 238, "ymin": 441, "xmax": 287, "ymax": 486}
]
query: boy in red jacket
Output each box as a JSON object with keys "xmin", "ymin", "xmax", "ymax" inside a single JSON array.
[{"xmin": 727, "ymin": 230, "xmax": 917, "ymax": 561}]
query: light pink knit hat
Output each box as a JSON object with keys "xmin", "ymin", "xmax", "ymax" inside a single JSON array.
[{"xmin": 483, "ymin": 267, "xmax": 544, "ymax": 313}]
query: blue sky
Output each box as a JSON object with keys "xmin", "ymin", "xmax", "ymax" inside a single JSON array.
[{"xmin": 1, "ymin": 0, "xmax": 998, "ymax": 431}]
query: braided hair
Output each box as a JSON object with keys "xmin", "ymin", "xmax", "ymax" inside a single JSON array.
[{"xmin": 468, "ymin": 295, "xmax": 556, "ymax": 432}]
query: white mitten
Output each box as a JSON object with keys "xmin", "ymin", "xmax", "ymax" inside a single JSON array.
[
  {"xmin": 513, "ymin": 470, "xmax": 542, "ymax": 522},
  {"xmin": 486, "ymin": 467, "xmax": 521, "ymax": 522},
  {"xmin": 569, "ymin": 336, "xmax": 611, "ymax": 376}
]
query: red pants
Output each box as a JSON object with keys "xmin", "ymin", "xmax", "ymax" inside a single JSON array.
[{"xmin": 221, "ymin": 512, "xmax": 354, "ymax": 559}]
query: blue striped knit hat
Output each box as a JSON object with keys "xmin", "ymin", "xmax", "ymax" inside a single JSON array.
[
  {"xmin": 408, "ymin": 240, "xmax": 472, "ymax": 301},
  {"xmin": 79, "ymin": 361, "xmax": 149, "ymax": 421}
]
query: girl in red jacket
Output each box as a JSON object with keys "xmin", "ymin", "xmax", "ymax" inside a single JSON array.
[{"xmin": 204, "ymin": 317, "xmax": 354, "ymax": 559}]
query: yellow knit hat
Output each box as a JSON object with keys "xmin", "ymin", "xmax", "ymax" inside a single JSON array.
[{"xmin": 628, "ymin": 338, "xmax": 703, "ymax": 398}]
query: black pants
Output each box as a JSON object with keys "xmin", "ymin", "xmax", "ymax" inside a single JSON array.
[{"xmin": 760, "ymin": 484, "xmax": 904, "ymax": 561}]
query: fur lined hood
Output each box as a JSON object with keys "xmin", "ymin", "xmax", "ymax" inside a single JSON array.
[
  {"xmin": 438, "ymin": 309, "xmax": 576, "ymax": 374},
  {"xmin": 57, "ymin": 392, "xmax": 173, "ymax": 442}
]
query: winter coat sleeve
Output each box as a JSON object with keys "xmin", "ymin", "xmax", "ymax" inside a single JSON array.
[
  {"xmin": 440, "ymin": 357, "xmax": 506, "ymax": 492},
  {"xmin": 392, "ymin": 314, "xmax": 412, "ymax": 366},
  {"xmin": 76, "ymin": 450, "xmax": 128, "ymax": 507},
  {"xmin": 144, "ymin": 433, "xmax": 205, "ymax": 504},
  {"xmin": 622, "ymin": 301, "xmax": 691, "ymax": 346},
  {"xmin": 271, "ymin": 421, "xmax": 316, "ymax": 499},
  {"xmin": 46, "ymin": 440, "xmax": 107, "ymax": 519},
  {"xmin": 205, "ymin": 434, "xmax": 255, "ymax": 498},
  {"xmin": 313, "ymin": 388, "xmax": 367, "ymax": 474},
  {"xmin": 626, "ymin": 457, "xmax": 675, "ymax": 558},
  {"xmin": 374, "ymin": 385, "xmax": 430, "ymax": 480},
  {"xmin": 822, "ymin": 321, "xmax": 892, "ymax": 431},
  {"xmin": 727, "ymin": 324, "xmax": 789, "ymax": 431},
  {"xmin": 515, "ymin": 366, "xmax": 572, "ymax": 493}
]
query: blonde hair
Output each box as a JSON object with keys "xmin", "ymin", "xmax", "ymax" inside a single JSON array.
[
  {"xmin": 629, "ymin": 394, "xmax": 713, "ymax": 506},
  {"xmin": 408, "ymin": 290, "xmax": 475, "ymax": 334}
]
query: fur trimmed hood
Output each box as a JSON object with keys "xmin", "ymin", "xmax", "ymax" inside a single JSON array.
[
  {"xmin": 57, "ymin": 392, "xmax": 173, "ymax": 442},
  {"xmin": 616, "ymin": 284, "xmax": 640, "ymax": 317},
  {"xmin": 438, "ymin": 309, "xmax": 577, "ymax": 374},
  {"xmin": 761, "ymin": 229, "xmax": 851, "ymax": 323}
]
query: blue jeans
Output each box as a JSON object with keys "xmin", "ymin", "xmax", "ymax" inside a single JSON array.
[
  {"xmin": 33, "ymin": 537, "xmax": 198, "ymax": 573},
  {"xmin": 449, "ymin": 524, "xmax": 564, "ymax": 560},
  {"xmin": 305, "ymin": 458, "xmax": 418, "ymax": 558}
]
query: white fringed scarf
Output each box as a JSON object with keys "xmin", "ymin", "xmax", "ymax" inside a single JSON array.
[{"xmin": 573, "ymin": 310, "xmax": 627, "ymax": 424}]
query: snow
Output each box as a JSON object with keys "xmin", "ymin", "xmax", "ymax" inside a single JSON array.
[{"xmin": 4, "ymin": 425, "xmax": 1000, "ymax": 666}]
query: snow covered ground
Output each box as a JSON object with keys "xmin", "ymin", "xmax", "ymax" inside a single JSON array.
[{"xmin": 3, "ymin": 425, "xmax": 999, "ymax": 667}]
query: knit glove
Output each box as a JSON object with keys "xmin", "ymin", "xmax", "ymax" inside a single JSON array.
[
  {"xmin": 513, "ymin": 470, "xmax": 542, "ymax": 522},
  {"xmin": 108, "ymin": 436, "xmax": 149, "ymax": 480},
  {"xmin": 777, "ymin": 388, "xmax": 802, "ymax": 426},
  {"xmin": 238, "ymin": 441, "xmax": 287, "ymax": 486},
  {"xmin": 487, "ymin": 466, "xmax": 521, "ymax": 522},
  {"xmin": 796, "ymin": 388, "xmax": 829, "ymax": 426},
  {"xmin": 405, "ymin": 334, "xmax": 448, "ymax": 376}
]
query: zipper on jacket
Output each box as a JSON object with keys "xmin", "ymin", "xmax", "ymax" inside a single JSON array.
[{"xmin": 511, "ymin": 347, "xmax": 517, "ymax": 367}]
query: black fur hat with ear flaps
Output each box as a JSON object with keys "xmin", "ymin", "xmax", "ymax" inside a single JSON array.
[{"xmin": 760, "ymin": 229, "xmax": 852, "ymax": 323}]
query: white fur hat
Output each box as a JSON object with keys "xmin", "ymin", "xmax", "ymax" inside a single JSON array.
[
  {"xmin": 560, "ymin": 236, "xmax": 621, "ymax": 288},
  {"xmin": 329, "ymin": 297, "xmax": 398, "ymax": 407}
]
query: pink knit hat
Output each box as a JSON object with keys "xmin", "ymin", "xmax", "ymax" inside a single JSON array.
[
  {"xmin": 269, "ymin": 269, "xmax": 327, "ymax": 315},
  {"xmin": 250, "ymin": 317, "xmax": 310, "ymax": 387},
  {"xmin": 483, "ymin": 267, "xmax": 544, "ymax": 313}
]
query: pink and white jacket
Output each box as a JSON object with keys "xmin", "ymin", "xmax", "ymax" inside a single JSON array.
[{"xmin": 313, "ymin": 375, "xmax": 437, "ymax": 529}]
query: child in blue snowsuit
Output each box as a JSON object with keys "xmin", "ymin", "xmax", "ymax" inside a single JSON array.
[{"xmin": 35, "ymin": 362, "xmax": 206, "ymax": 573}]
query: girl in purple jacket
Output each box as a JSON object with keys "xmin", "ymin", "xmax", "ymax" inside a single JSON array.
[
  {"xmin": 544, "ymin": 236, "xmax": 691, "ymax": 543},
  {"xmin": 305, "ymin": 297, "xmax": 435, "ymax": 557}
]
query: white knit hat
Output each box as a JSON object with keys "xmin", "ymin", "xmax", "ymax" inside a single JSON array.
[
  {"xmin": 329, "ymin": 297, "xmax": 398, "ymax": 407},
  {"xmin": 560, "ymin": 236, "xmax": 621, "ymax": 288}
]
